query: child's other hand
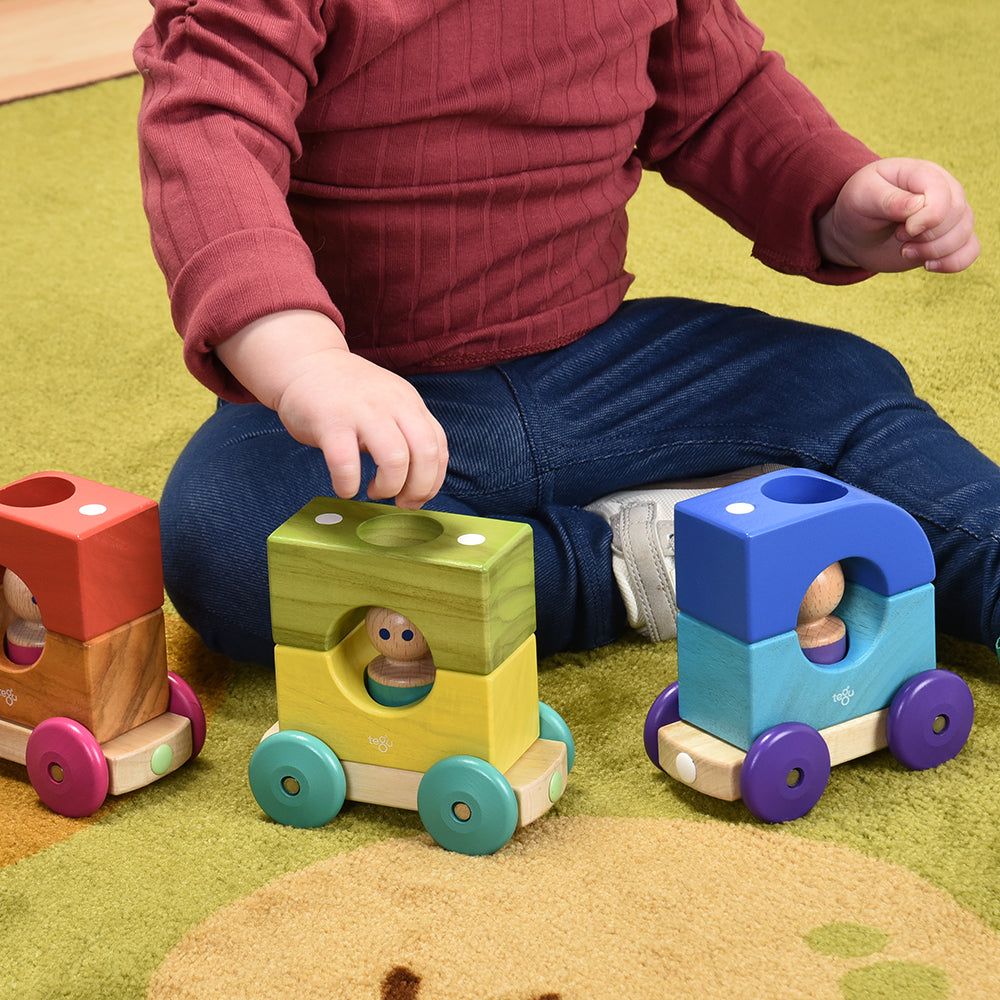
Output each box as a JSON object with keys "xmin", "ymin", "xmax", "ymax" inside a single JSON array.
[
  {"xmin": 817, "ymin": 158, "xmax": 979, "ymax": 274},
  {"xmin": 217, "ymin": 311, "xmax": 449, "ymax": 509}
]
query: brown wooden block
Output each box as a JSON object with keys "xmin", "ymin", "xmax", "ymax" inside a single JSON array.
[{"xmin": 0, "ymin": 609, "xmax": 170, "ymax": 743}]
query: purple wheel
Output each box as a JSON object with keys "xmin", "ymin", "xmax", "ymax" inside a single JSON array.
[
  {"xmin": 25, "ymin": 717, "xmax": 110, "ymax": 818},
  {"xmin": 887, "ymin": 669, "xmax": 974, "ymax": 771},
  {"xmin": 644, "ymin": 683, "xmax": 680, "ymax": 769},
  {"xmin": 741, "ymin": 723, "xmax": 831, "ymax": 823},
  {"xmin": 168, "ymin": 671, "xmax": 207, "ymax": 758}
]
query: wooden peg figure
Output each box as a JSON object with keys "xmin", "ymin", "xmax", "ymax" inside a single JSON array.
[
  {"xmin": 3, "ymin": 568, "xmax": 46, "ymax": 666},
  {"xmin": 796, "ymin": 562, "xmax": 848, "ymax": 664},
  {"xmin": 364, "ymin": 607, "xmax": 436, "ymax": 706}
]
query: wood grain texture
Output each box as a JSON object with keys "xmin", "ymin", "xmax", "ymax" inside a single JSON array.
[{"xmin": 0, "ymin": 610, "xmax": 170, "ymax": 743}]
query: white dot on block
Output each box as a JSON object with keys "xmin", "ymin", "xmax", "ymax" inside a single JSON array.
[
  {"xmin": 675, "ymin": 752, "xmax": 698, "ymax": 784},
  {"xmin": 457, "ymin": 533, "xmax": 486, "ymax": 546},
  {"xmin": 725, "ymin": 502, "xmax": 755, "ymax": 515},
  {"xmin": 78, "ymin": 504, "xmax": 107, "ymax": 516},
  {"xmin": 314, "ymin": 513, "xmax": 344, "ymax": 525}
]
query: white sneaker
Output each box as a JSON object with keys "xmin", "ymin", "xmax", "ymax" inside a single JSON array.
[{"xmin": 584, "ymin": 466, "xmax": 785, "ymax": 641}]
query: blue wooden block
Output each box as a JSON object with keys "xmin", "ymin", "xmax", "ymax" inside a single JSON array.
[
  {"xmin": 677, "ymin": 582, "xmax": 936, "ymax": 750},
  {"xmin": 674, "ymin": 469, "xmax": 934, "ymax": 645}
]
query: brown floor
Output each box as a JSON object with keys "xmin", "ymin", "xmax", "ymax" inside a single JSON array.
[{"xmin": 0, "ymin": 0, "xmax": 149, "ymax": 103}]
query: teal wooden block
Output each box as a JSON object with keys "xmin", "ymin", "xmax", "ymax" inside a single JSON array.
[
  {"xmin": 268, "ymin": 499, "xmax": 535, "ymax": 675},
  {"xmin": 678, "ymin": 582, "xmax": 936, "ymax": 750}
]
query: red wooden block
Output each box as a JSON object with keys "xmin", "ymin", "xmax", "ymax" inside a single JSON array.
[{"xmin": 0, "ymin": 472, "xmax": 163, "ymax": 642}]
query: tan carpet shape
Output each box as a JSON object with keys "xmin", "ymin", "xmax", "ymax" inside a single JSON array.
[{"xmin": 149, "ymin": 817, "xmax": 999, "ymax": 1000}]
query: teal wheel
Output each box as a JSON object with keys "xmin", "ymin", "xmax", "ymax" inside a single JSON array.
[
  {"xmin": 417, "ymin": 755, "xmax": 518, "ymax": 855},
  {"xmin": 248, "ymin": 730, "xmax": 346, "ymax": 828},
  {"xmin": 538, "ymin": 701, "xmax": 575, "ymax": 772}
]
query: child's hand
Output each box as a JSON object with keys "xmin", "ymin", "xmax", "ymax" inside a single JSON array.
[
  {"xmin": 277, "ymin": 350, "xmax": 449, "ymax": 509},
  {"xmin": 216, "ymin": 311, "xmax": 449, "ymax": 509},
  {"xmin": 817, "ymin": 158, "xmax": 979, "ymax": 274}
]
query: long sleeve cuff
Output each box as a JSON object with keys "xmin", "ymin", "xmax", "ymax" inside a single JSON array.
[
  {"xmin": 171, "ymin": 227, "xmax": 344, "ymax": 401},
  {"xmin": 751, "ymin": 131, "xmax": 880, "ymax": 285}
]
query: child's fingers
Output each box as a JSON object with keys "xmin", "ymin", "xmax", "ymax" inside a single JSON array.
[
  {"xmin": 395, "ymin": 419, "xmax": 449, "ymax": 510},
  {"xmin": 320, "ymin": 425, "xmax": 366, "ymax": 501},
  {"xmin": 900, "ymin": 203, "xmax": 978, "ymax": 270},
  {"xmin": 920, "ymin": 230, "xmax": 981, "ymax": 273},
  {"xmin": 890, "ymin": 161, "xmax": 969, "ymax": 237},
  {"xmin": 359, "ymin": 406, "xmax": 449, "ymax": 509},
  {"xmin": 363, "ymin": 423, "xmax": 414, "ymax": 503},
  {"xmin": 827, "ymin": 158, "xmax": 978, "ymax": 274},
  {"xmin": 901, "ymin": 194, "xmax": 958, "ymax": 240},
  {"xmin": 910, "ymin": 202, "xmax": 975, "ymax": 246}
]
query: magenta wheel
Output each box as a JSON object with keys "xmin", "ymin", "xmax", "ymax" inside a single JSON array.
[
  {"xmin": 168, "ymin": 671, "xmax": 207, "ymax": 758},
  {"xmin": 25, "ymin": 717, "xmax": 109, "ymax": 817},
  {"xmin": 887, "ymin": 669, "xmax": 974, "ymax": 770},
  {"xmin": 644, "ymin": 683, "xmax": 680, "ymax": 769},
  {"xmin": 741, "ymin": 723, "xmax": 831, "ymax": 823}
]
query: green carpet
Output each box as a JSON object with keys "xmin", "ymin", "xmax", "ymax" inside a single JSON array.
[{"xmin": 1, "ymin": 1, "xmax": 999, "ymax": 997}]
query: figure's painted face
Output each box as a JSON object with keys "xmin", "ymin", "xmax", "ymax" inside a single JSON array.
[
  {"xmin": 148, "ymin": 816, "xmax": 1000, "ymax": 999},
  {"xmin": 365, "ymin": 606, "xmax": 431, "ymax": 661}
]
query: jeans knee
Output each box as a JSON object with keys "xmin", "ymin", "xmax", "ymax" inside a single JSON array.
[
  {"xmin": 158, "ymin": 420, "xmax": 281, "ymax": 665},
  {"xmin": 815, "ymin": 328, "xmax": 915, "ymax": 401}
]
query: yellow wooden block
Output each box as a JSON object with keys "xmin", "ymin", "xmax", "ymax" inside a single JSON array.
[{"xmin": 275, "ymin": 625, "xmax": 539, "ymax": 774}]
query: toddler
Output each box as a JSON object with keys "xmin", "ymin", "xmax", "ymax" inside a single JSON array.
[{"xmin": 134, "ymin": 0, "xmax": 991, "ymax": 664}]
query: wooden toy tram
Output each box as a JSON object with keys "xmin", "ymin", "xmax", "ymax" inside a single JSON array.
[
  {"xmin": 644, "ymin": 468, "xmax": 974, "ymax": 823},
  {"xmin": 0, "ymin": 472, "xmax": 205, "ymax": 818},
  {"xmin": 249, "ymin": 499, "xmax": 574, "ymax": 855}
]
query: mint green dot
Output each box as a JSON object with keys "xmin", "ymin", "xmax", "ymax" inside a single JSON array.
[
  {"xmin": 548, "ymin": 770, "xmax": 564, "ymax": 803},
  {"xmin": 806, "ymin": 923, "xmax": 890, "ymax": 958},
  {"xmin": 841, "ymin": 961, "xmax": 949, "ymax": 1000},
  {"xmin": 151, "ymin": 744, "xmax": 174, "ymax": 776}
]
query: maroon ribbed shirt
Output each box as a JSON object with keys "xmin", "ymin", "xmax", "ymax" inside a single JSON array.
[{"xmin": 135, "ymin": 0, "xmax": 877, "ymax": 401}]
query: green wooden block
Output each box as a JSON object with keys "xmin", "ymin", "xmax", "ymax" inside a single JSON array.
[{"xmin": 267, "ymin": 499, "xmax": 535, "ymax": 675}]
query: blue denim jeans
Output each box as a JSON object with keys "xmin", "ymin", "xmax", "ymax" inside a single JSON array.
[{"xmin": 160, "ymin": 297, "xmax": 1000, "ymax": 664}]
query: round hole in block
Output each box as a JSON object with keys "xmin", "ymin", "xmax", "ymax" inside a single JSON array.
[
  {"xmin": 0, "ymin": 475, "xmax": 76, "ymax": 508},
  {"xmin": 760, "ymin": 475, "xmax": 848, "ymax": 506},
  {"xmin": 786, "ymin": 767, "xmax": 805, "ymax": 789},
  {"xmin": 356, "ymin": 512, "xmax": 444, "ymax": 548}
]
